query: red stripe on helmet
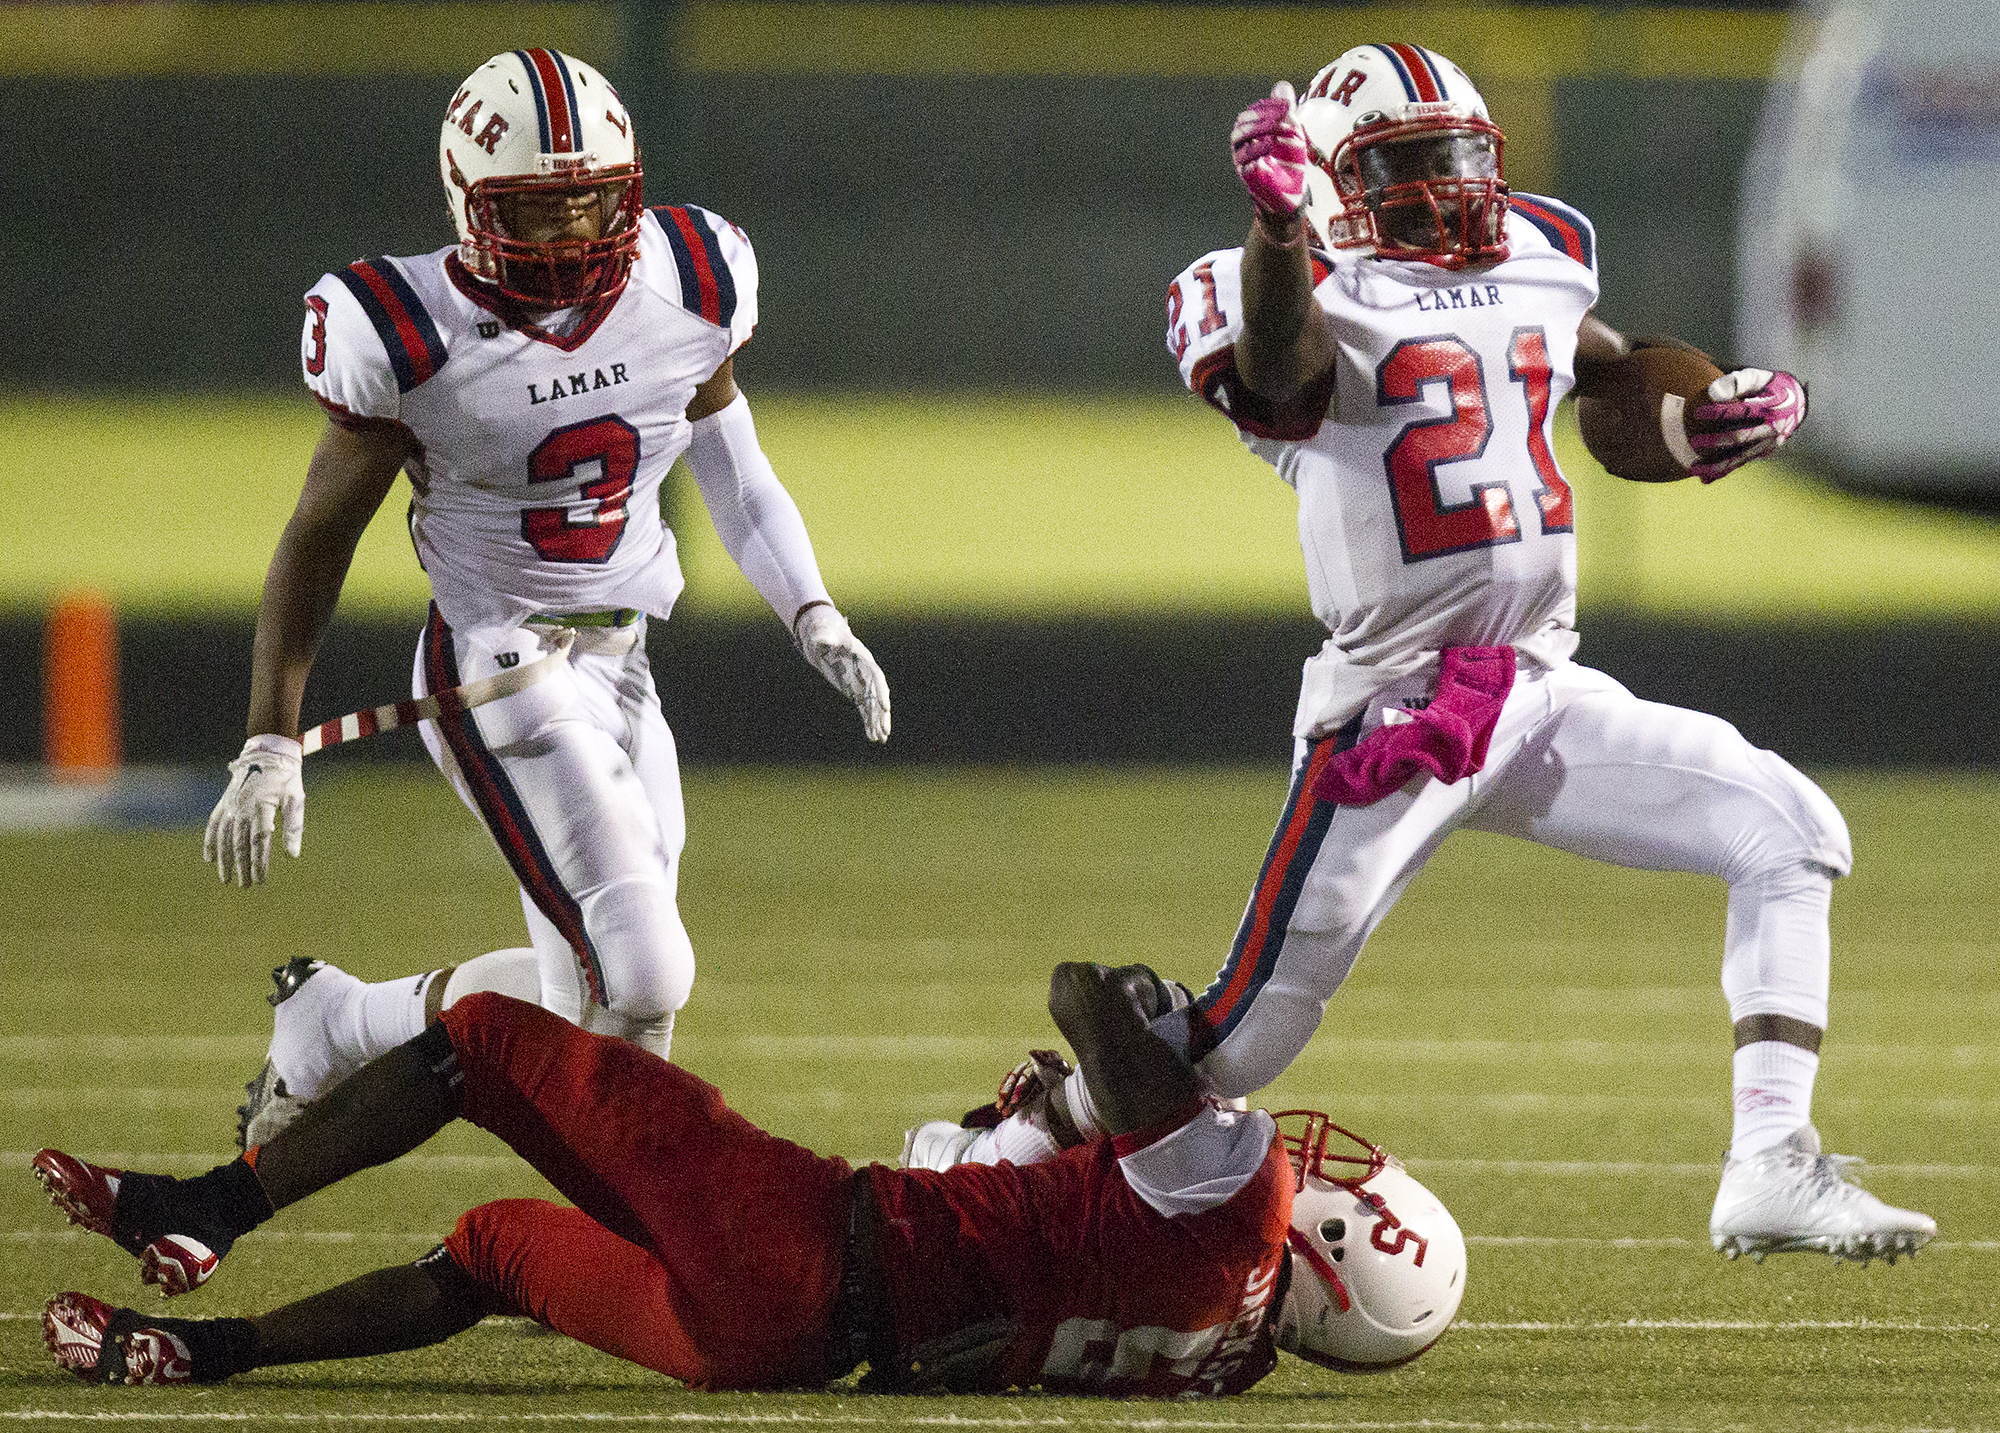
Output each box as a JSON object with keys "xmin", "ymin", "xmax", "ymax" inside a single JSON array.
[
  {"xmin": 666, "ymin": 207, "xmax": 724, "ymax": 325},
  {"xmin": 1387, "ymin": 43, "xmax": 1442, "ymax": 103},
  {"xmin": 523, "ymin": 47, "xmax": 577, "ymax": 152},
  {"xmin": 348, "ymin": 262, "xmax": 438, "ymax": 387}
]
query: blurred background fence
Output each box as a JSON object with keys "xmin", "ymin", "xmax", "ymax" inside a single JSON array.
[{"xmin": 4, "ymin": 0, "xmax": 1994, "ymax": 774}]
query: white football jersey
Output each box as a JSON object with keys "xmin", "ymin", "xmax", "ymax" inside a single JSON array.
[
  {"xmin": 1169, "ymin": 196, "xmax": 1600, "ymax": 738},
  {"xmin": 303, "ymin": 204, "xmax": 758, "ymax": 640}
]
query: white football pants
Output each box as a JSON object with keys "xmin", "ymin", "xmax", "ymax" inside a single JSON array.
[
  {"xmin": 1194, "ymin": 659, "xmax": 1852, "ymax": 1098},
  {"xmin": 413, "ymin": 607, "xmax": 694, "ymax": 1054}
]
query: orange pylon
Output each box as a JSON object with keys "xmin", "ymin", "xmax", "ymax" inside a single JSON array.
[{"xmin": 44, "ymin": 591, "xmax": 120, "ymax": 782}]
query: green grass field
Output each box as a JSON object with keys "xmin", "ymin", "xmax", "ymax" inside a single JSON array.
[
  {"xmin": 0, "ymin": 766, "xmax": 1993, "ymax": 1428},
  {"xmin": 3, "ymin": 394, "xmax": 1996, "ymax": 622}
]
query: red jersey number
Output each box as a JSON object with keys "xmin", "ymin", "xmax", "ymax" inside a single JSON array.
[
  {"xmin": 521, "ymin": 415, "xmax": 638, "ymax": 564},
  {"xmin": 304, "ymin": 296, "xmax": 330, "ymax": 377},
  {"xmin": 1378, "ymin": 337, "xmax": 1517, "ymax": 561},
  {"xmin": 1377, "ymin": 325, "xmax": 1573, "ymax": 563},
  {"xmin": 1166, "ymin": 262, "xmax": 1229, "ymax": 364},
  {"xmin": 1508, "ymin": 326, "xmax": 1573, "ymax": 532}
]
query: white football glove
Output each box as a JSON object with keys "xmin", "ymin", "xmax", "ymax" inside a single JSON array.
[
  {"xmin": 901, "ymin": 1120, "xmax": 981, "ymax": 1172},
  {"xmin": 203, "ymin": 734, "xmax": 305, "ymax": 888},
  {"xmin": 794, "ymin": 604, "xmax": 891, "ymax": 744}
]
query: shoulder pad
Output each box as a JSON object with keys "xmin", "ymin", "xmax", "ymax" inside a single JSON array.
[
  {"xmin": 1507, "ymin": 194, "xmax": 1597, "ymax": 273},
  {"xmin": 648, "ymin": 204, "xmax": 756, "ymax": 341},
  {"xmin": 332, "ymin": 258, "xmax": 448, "ymax": 393},
  {"xmin": 1167, "ymin": 248, "xmax": 1246, "ymax": 384}
]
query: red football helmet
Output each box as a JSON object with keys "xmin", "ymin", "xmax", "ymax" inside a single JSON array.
[
  {"xmin": 1294, "ymin": 43, "xmax": 1509, "ymax": 269},
  {"xmin": 439, "ymin": 49, "xmax": 644, "ymax": 309}
]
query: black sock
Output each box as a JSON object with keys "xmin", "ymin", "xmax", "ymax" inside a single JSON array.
[
  {"xmin": 101, "ymin": 1310, "xmax": 261, "ymax": 1384},
  {"xmin": 111, "ymin": 1159, "xmax": 272, "ymax": 1257}
]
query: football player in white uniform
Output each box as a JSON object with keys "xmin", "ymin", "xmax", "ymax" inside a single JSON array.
[
  {"xmin": 204, "ymin": 50, "xmax": 890, "ymax": 1138},
  {"xmin": 1159, "ymin": 43, "xmax": 1932, "ymax": 1263}
]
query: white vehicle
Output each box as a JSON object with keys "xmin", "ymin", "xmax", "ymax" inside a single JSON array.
[{"xmin": 1739, "ymin": 0, "xmax": 2000, "ymax": 504}]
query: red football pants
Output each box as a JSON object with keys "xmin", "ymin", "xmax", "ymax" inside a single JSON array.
[{"xmin": 437, "ymin": 993, "xmax": 854, "ymax": 1389}]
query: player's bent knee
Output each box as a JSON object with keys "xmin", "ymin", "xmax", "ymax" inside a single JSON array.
[
  {"xmin": 1743, "ymin": 749, "xmax": 1853, "ymax": 878},
  {"xmin": 444, "ymin": 1198, "xmax": 566, "ymax": 1319},
  {"xmin": 582, "ymin": 876, "xmax": 696, "ymax": 1017}
]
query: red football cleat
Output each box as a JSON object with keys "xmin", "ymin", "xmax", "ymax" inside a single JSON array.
[
  {"xmin": 31, "ymin": 1149, "xmax": 126, "ymax": 1244},
  {"xmin": 43, "ymin": 1291, "xmax": 194, "ymax": 1385},
  {"xmin": 139, "ymin": 1236, "xmax": 221, "ymax": 1298},
  {"xmin": 31, "ymin": 1149, "xmax": 224, "ymax": 1295}
]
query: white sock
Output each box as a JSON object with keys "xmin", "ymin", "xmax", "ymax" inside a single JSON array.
[
  {"xmin": 1731, "ymin": 1040, "xmax": 1819, "ymax": 1160},
  {"xmin": 267, "ymin": 963, "xmax": 366, "ymax": 1100},
  {"xmin": 439, "ymin": 948, "xmax": 541, "ymax": 1008},
  {"xmin": 342, "ymin": 972, "xmax": 436, "ymax": 1070}
]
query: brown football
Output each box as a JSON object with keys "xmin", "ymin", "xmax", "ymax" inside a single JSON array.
[{"xmin": 1574, "ymin": 342, "xmax": 1724, "ymax": 482}]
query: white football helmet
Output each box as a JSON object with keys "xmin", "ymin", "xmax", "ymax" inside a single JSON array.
[
  {"xmin": 1293, "ymin": 43, "xmax": 1508, "ymax": 268},
  {"xmin": 1271, "ymin": 1111, "xmax": 1467, "ymax": 1371},
  {"xmin": 439, "ymin": 49, "xmax": 643, "ymax": 308}
]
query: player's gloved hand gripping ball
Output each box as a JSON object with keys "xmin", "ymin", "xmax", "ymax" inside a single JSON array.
[
  {"xmin": 203, "ymin": 734, "xmax": 306, "ymax": 887},
  {"xmin": 794, "ymin": 603, "xmax": 891, "ymax": 743},
  {"xmin": 1232, "ymin": 81, "xmax": 1311, "ymax": 220},
  {"xmin": 1685, "ymin": 369, "xmax": 1808, "ymax": 482}
]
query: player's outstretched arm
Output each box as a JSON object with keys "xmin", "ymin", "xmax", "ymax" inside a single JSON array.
[
  {"xmin": 204, "ymin": 420, "xmax": 406, "ymax": 887},
  {"xmin": 1231, "ymin": 82, "xmax": 1337, "ymax": 405},
  {"xmin": 685, "ymin": 357, "xmax": 890, "ymax": 743},
  {"xmin": 1047, "ymin": 962, "xmax": 1201, "ymax": 1137}
]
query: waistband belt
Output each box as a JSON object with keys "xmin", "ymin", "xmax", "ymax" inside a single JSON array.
[{"xmin": 527, "ymin": 608, "xmax": 640, "ymax": 629}]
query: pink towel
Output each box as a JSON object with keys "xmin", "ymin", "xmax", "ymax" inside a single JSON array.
[{"xmin": 1314, "ymin": 646, "xmax": 1516, "ymax": 806}]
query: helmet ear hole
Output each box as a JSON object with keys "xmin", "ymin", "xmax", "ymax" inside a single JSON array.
[{"xmin": 1319, "ymin": 1217, "xmax": 1346, "ymax": 1243}]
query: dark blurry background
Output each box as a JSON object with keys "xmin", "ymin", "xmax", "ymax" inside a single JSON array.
[
  {"xmin": 7, "ymin": 0, "xmax": 1790, "ymax": 392},
  {"xmin": 6, "ymin": 0, "xmax": 1995, "ymax": 771}
]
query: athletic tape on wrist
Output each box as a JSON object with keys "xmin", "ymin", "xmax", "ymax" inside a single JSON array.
[
  {"xmin": 1062, "ymin": 1067, "xmax": 1106, "ymax": 1142},
  {"xmin": 298, "ymin": 630, "xmax": 575, "ymax": 756}
]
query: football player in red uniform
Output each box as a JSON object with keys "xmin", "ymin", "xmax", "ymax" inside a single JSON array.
[{"xmin": 34, "ymin": 963, "xmax": 1462, "ymax": 1395}]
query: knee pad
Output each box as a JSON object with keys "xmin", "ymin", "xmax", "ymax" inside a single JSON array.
[
  {"xmin": 578, "ymin": 875, "xmax": 695, "ymax": 1020},
  {"xmin": 443, "ymin": 1198, "xmax": 565, "ymax": 1317},
  {"xmin": 1743, "ymin": 749, "xmax": 1852, "ymax": 879}
]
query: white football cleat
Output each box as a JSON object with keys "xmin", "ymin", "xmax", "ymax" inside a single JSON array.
[
  {"xmin": 1710, "ymin": 1125, "xmax": 1936, "ymax": 1264},
  {"xmin": 236, "ymin": 957, "xmax": 359, "ymax": 1150}
]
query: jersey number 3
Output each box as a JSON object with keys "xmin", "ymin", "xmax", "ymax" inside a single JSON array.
[
  {"xmin": 1378, "ymin": 326, "xmax": 1572, "ymax": 563},
  {"xmin": 522, "ymin": 415, "xmax": 639, "ymax": 564}
]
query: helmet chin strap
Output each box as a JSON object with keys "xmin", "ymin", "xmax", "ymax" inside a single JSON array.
[{"xmin": 1285, "ymin": 1226, "xmax": 1353, "ymax": 1312}]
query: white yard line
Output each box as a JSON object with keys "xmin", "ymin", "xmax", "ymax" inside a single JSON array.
[
  {"xmin": 1410, "ymin": 1159, "xmax": 1992, "ymax": 1177},
  {"xmin": 4, "ymin": 1230, "xmax": 1992, "ymax": 1251},
  {"xmin": 6, "ymin": 1152, "xmax": 1987, "ymax": 1180}
]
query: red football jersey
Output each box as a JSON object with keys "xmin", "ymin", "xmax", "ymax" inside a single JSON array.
[{"xmin": 868, "ymin": 1107, "xmax": 1294, "ymax": 1397}]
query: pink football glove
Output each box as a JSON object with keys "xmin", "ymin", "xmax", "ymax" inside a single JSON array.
[
  {"xmin": 1687, "ymin": 368, "xmax": 1807, "ymax": 482},
  {"xmin": 1231, "ymin": 81, "xmax": 1310, "ymax": 219}
]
